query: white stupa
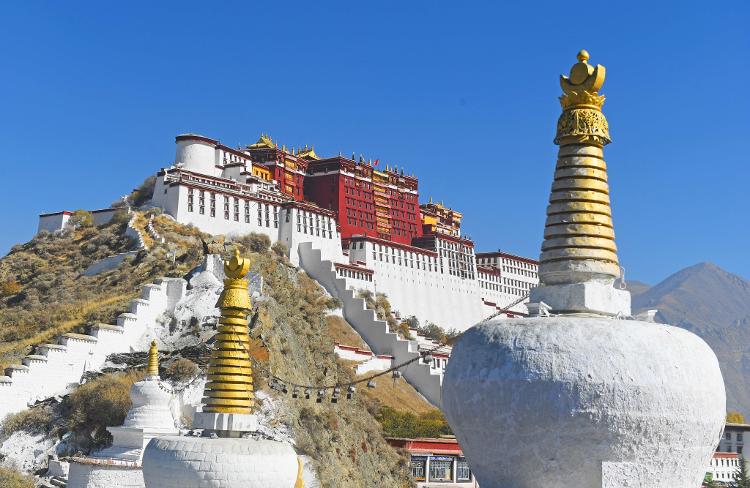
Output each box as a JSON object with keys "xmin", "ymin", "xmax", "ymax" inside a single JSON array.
[
  {"xmin": 442, "ymin": 51, "xmax": 726, "ymax": 488},
  {"xmin": 67, "ymin": 341, "xmax": 178, "ymax": 488}
]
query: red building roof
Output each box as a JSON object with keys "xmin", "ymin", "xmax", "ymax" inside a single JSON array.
[{"xmin": 386, "ymin": 437, "xmax": 464, "ymax": 456}]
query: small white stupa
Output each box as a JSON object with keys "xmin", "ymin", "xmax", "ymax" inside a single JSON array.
[
  {"xmin": 67, "ymin": 341, "xmax": 178, "ymax": 488},
  {"xmin": 442, "ymin": 51, "xmax": 726, "ymax": 488},
  {"xmin": 142, "ymin": 251, "xmax": 303, "ymax": 488}
]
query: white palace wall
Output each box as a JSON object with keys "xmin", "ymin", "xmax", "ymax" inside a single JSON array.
[
  {"xmin": 299, "ymin": 242, "xmax": 443, "ymax": 406},
  {"xmin": 0, "ymin": 278, "xmax": 188, "ymax": 422},
  {"xmin": 152, "ymin": 175, "xmax": 343, "ymax": 267},
  {"xmin": 346, "ymin": 240, "xmax": 488, "ymax": 330}
]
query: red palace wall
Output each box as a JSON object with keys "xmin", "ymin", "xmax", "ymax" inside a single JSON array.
[{"xmin": 304, "ymin": 158, "xmax": 422, "ymax": 245}]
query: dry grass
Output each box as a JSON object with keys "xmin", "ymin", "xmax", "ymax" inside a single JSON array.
[
  {"xmin": 0, "ymin": 212, "xmax": 209, "ymax": 369},
  {"xmin": 355, "ymin": 371, "xmax": 435, "ymax": 415},
  {"xmin": 325, "ymin": 315, "xmax": 366, "ymax": 349},
  {"xmin": 0, "ymin": 294, "xmax": 132, "ymax": 370},
  {"xmin": 0, "ymin": 466, "xmax": 34, "ymax": 488}
]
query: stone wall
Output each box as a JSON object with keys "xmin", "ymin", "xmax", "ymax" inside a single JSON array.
[{"xmin": 0, "ymin": 278, "xmax": 188, "ymax": 422}]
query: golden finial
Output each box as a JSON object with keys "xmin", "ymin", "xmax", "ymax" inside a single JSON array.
[
  {"xmin": 147, "ymin": 340, "xmax": 159, "ymax": 377},
  {"xmin": 556, "ymin": 50, "xmax": 610, "ymax": 145},
  {"xmin": 202, "ymin": 251, "xmax": 255, "ymax": 414},
  {"xmin": 560, "ymin": 49, "xmax": 606, "ymax": 101}
]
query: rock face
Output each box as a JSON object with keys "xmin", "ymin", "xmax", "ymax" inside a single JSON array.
[{"xmin": 442, "ymin": 316, "xmax": 725, "ymax": 488}]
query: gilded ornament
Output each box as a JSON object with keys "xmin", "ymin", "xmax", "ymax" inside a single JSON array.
[
  {"xmin": 147, "ymin": 340, "xmax": 159, "ymax": 377},
  {"xmin": 540, "ymin": 51, "xmax": 622, "ymax": 284},
  {"xmin": 202, "ymin": 249, "xmax": 256, "ymax": 414},
  {"xmin": 555, "ymin": 49, "xmax": 611, "ymax": 146}
]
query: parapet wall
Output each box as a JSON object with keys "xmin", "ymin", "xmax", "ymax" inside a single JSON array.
[
  {"xmin": 299, "ymin": 242, "xmax": 443, "ymax": 407},
  {"xmin": 0, "ymin": 278, "xmax": 187, "ymax": 422}
]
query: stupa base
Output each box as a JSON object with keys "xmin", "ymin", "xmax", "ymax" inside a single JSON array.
[
  {"xmin": 193, "ymin": 412, "xmax": 258, "ymax": 437},
  {"xmin": 529, "ymin": 281, "xmax": 631, "ymax": 316}
]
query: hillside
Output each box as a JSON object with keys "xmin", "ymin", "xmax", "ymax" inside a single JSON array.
[
  {"xmin": 0, "ymin": 209, "xmax": 206, "ymax": 369},
  {"xmin": 0, "ymin": 212, "xmax": 414, "ymax": 486},
  {"xmin": 632, "ymin": 263, "xmax": 750, "ymax": 414}
]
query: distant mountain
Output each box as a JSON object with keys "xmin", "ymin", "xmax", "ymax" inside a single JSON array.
[
  {"xmin": 625, "ymin": 279, "xmax": 651, "ymax": 298},
  {"xmin": 632, "ymin": 262, "xmax": 750, "ymax": 415}
]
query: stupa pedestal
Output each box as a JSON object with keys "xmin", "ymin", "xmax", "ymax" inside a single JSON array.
[{"xmin": 441, "ymin": 51, "xmax": 726, "ymax": 488}]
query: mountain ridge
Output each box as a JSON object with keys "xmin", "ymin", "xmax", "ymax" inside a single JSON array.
[{"xmin": 631, "ymin": 261, "xmax": 750, "ymax": 415}]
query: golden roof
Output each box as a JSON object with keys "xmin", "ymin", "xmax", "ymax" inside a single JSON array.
[
  {"xmin": 248, "ymin": 133, "xmax": 277, "ymax": 149},
  {"xmin": 296, "ymin": 145, "xmax": 320, "ymax": 160}
]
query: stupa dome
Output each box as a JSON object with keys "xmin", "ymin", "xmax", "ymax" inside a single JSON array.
[{"xmin": 123, "ymin": 376, "xmax": 175, "ymax": 430}]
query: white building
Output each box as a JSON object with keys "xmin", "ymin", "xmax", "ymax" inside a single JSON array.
[
  {"xmin": 719, "ymin": 422, "xmax": 750, "ymax": 455},
  {"xmin": 708, "ymin": 452, "xmax": 741, "ymax": 484},
  {"xmin": 476, "ymin": 251, "xmax": 539, "ymax": 314}
]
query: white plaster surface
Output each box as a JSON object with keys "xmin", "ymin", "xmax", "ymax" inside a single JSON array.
[
  {"xmin": 142, "ymin": 436, "xmax": 299, "ymax": 488},
  {"xmin": 0, "ymin": 431, "xmax": 55, "ymax": 473},
  {"xmin": 530, "ymin": 280, "xmax": 631, "ymax": 316},
  {"xmin": 442, "ymin": 316, "xmax": 726, "ymax": 488},
  {"xmin": 67, "ymin": 462, "xmax": 144, "ymax": 488}
]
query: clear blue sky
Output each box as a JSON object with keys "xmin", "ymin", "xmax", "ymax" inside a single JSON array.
[{"xmin": 0, "ymin": 1, "xmax": 747, "ymax": 284}]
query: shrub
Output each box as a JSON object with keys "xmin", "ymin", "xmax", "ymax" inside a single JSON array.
[
  {"xmin": 110, "ymin": 208, "xmax": 131, "ymax": 225},
  {"xmin": 129, "ymin": 176, "xmax": 156, "ymax": 207},
  {"xmin": 69, "ymin": 210, "xmax": 94, "ymax": 228},
  {"xmin": 1, "ymin": 406, "xmax": 53, "ymax": 436},
  {"xmin": 1, "ymin": 279, "xmax": 22, "ymax": 297},
  {"xmin": 271, "ymin": 240, "xmax": 288, "ymax": 259},
  {"xmin": 0, "ymin": 466, "xmax": 34, "ymax": 488},
  {"xmin": 376, "ymin": 406, "xmax": 452, "ymax": 438},
  {"xmin": 63, "ymin": 371, "xmax": 141, "ymax": 448},
  {"xmin": 163, "ymin": 358, "xmax": 199, "ymax": 383},
  {"xmin": 234, "ymin": 233, "xmax": 271, "ymax": 253}
]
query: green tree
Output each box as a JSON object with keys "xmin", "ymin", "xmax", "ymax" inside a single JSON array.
[
  {"xmin": 730, "ymin": 458, "xmax": 750, "ymax": 488},
  {"xmin": 703, "ymin": 476, "xmax": 719, "ymax": 488}
]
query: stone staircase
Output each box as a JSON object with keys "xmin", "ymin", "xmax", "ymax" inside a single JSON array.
[
  {"xmin": 298, "ymin": 242, "xmax": 443, "ymax": 407},
  {"xmin": 0, "ymin": 278, "xmax": 187, "ymax": 421}
]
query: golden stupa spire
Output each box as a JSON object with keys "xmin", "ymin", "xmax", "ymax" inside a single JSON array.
[
  {"xmin": 539, "ymin": 50, "xmax": 620, "ymax": 286},
  {"xmin": 147, "ymin": 340, "xmax": 159, "ymax": 377},
  {"xmin": 202, "ymin": 249, "xmax": 255, "ymax": 414}
]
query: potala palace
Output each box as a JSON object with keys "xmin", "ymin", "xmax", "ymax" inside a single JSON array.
[{"xmin": 40, "ymin": 132, "xmax": 539, "ymax": 331}]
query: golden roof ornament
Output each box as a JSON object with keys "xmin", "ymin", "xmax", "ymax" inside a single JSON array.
[
  {"xmin": 147, "ymin": 340, "xmax": 159, "ymax": 378},
  {"xmin": 201, "ymin": 249, "xmax": 255, "ymax": 414},
  {"xmin": 555, "ymin": 49, "xmax": 611, "ymax": 146}
]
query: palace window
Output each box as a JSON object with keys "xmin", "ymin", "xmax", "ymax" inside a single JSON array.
[
  {"xmin": 210, "ymin": 193, "xmax": 216, "ymax": 217},
  {"xmin": 429, "ymin": 459, "xmax": 453, "ymax": 482},
  {"xmin": 187, "ymin": 188, "xmax": 194, "ymax": 212},
  {"xmin": 457, "ymin": 459, "xmax": 472, "ymax": 481},
  {"xmin": 410, "ymin": 458, "xmax": 426, "ymax": 481}
]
